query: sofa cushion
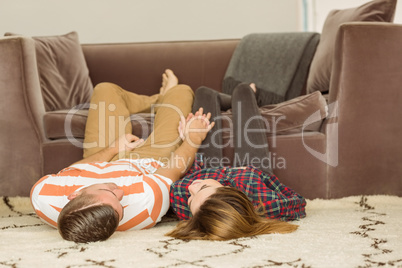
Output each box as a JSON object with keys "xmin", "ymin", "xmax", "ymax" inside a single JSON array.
[
  {"xmin": 44, "ymin": 109, "xmax": 88, "ymax": 140},
  {"xmin": 221, "ymin": 91, "xmax": 327, "ymax": 136},
  {"xmin": 259, "ymin": 91, "xmax": 327, "ymax": 134},
  {"xmin": 306, "ymin": 0, "xmax": 397, "ymax": 94},
  {"xmin": 5, "ymin": 31, "xmax": 93, "ymax": 111},
  {"xmin": 44, "ymin": 110, "xmax": 154, "ymax": 140},
  {"xmin": 44, "ymin": 91, "xmax": 326, "ymax": 141},
  {"xmin": 44, "ymin": 91, "xmax": 327, "ymax": 147}
]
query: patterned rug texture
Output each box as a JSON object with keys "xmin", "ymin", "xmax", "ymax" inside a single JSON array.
[{"xmin": 1, "ymin": 195, "xmax": 401, "ymax": 268}]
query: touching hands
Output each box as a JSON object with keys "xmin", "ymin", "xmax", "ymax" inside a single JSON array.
[
  {"xmin": 178, "ymin": 108, "xmax": 215, "ymax": 146},
  {"xmin": 111, "ymin": 133, "xmax": 145, "ymax": 154}
]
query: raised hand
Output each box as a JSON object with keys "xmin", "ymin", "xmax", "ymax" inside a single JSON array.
[
  {"xmin": 179, "ymin": 108, "xmax": 214, "ymax": 146},
  {"xmin": 111, "ymin": 133, "xmax": 145, "ymax": 154}
]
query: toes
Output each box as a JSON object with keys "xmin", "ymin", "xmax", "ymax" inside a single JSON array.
[
  {"xmin": 165, "ymin": 69, "xmax": 174, "ymax": 77},
  {"xmin": 250, "ymin": 83, "xmax": 257, "ymax": 93},
  {"xmin": 165, "ymin": 69, "xmax": 178, "ymax": 83},
  {"xmin": 160, "ymin": 69, "xmax": 179, "ymax": 95}
]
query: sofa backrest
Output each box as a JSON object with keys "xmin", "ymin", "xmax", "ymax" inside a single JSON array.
[{"xmin": 82, "ymin": 39, "xmax": 239, "ymax": 95}]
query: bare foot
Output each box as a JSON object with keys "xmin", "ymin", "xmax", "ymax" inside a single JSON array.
[
  {"xmin": 250, "ymin": 83, "xmax": 257, "ymax": 93},
  {"xmin": 160, "ymin": 69, "xmax": 179, "ymax": 95}
]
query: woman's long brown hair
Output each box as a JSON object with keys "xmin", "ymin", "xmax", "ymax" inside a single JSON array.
[{"xmin": 166, "ymin": 187, "xmax": 298, "ymax": 240}]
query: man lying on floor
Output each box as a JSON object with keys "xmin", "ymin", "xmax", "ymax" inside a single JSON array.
[{"xmin": 30, "ymin": 70, "xmax": 213, "ymax": 243}]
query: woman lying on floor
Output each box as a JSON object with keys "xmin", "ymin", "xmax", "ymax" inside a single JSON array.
[{"xmin": 166, "ymin": 83, "xmax": 306, "ymax": 241}]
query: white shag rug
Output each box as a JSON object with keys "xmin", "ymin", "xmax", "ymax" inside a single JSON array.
[{"xmin": 1, "ymin": 195, "xmax": 401, "ymax": 268}]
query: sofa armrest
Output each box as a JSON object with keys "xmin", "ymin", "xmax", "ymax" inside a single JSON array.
[
  {"xmin": 326, "ymin": 22, "xmax": 402, "ymax": 197},
  {"xmin": 0, "ymin": 36, "xmax": 47, "ymax": 196}
]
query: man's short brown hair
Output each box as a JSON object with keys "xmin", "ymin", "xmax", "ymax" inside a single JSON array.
[{"xmin": 57, "ymin": 194, "xmax": 119, "ymax": 243}]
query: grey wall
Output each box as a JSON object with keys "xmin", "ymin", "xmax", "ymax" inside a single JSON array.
[{"xmin": 0, "ymin": 0, "xmax": 302, "ymax": 43}]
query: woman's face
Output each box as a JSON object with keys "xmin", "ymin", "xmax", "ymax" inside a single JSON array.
[{"xmin": 188, "ymin": 179, "xmax": 223, "ymax": 214}]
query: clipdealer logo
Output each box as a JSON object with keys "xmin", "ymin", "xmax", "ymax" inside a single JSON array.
[{"xmin": 302, "ymin": 101, "xmax": 338, "ymax": 167}]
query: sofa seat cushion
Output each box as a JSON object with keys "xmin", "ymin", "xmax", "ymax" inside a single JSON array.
[
  {"xmin": 222, "ymin": 90, "xmax": 327, "ymax": 136},
  {"xmin": 45, "ymin": 91, "xmax": 326, "ymax": 145},
  {"xmin": 44, "ymin": 109, "xmax": 88, "ymax": 139},
  {"xmin": 259, "ymin": 91, "xmax": 327, "ymax": 134},
  {"xmin": 44, "ymin": 111, "xmax": 154, "ymax": 140}
]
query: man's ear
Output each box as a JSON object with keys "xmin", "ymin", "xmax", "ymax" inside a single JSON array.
[{"xmin": 68, "ymin": 191, "xmax": 80, "ymax": 200}]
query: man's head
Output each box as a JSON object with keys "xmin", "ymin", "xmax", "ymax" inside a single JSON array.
[{"xmin": 57, "ymin": 183, "xmax": 124, "ymax": 243}]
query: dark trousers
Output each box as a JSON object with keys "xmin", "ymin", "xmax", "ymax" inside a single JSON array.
[{"xmin": 192, "ymin": 84, "xmax": 272, "ymax": 174}]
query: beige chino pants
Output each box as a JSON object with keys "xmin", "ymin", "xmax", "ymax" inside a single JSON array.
[{"xmin": 83, "ymin": 82, "xmax": 194, "ymax": 163}]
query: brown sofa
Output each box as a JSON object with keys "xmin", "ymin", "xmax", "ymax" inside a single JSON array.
[{"xmin": 1, "ymin": 22, "xmax": 402, "ymax": 199}]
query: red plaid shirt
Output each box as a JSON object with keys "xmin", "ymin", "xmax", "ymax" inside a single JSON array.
[{"xmin": 170, "ymin": 155, "xmax": 306, "ymax": 221}]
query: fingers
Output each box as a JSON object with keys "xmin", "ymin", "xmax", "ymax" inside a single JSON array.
[
  {"xmin": 193, "ymin": 108, "xmax": 211, "ymax": 121},
  {"xmin": 126, "ymin": 137, "xmax": 145, "ymax": 151},
  {"xmin": 180, "ymin": 115, "xmax": 186, "ymax": 126},
  {"xmin": 182, "ymin": 108, "xmax": 214, "ymax": 141},
  {"xmin": 127, "ymin": 134, "xmax": 139, "ymax": 140},
  {"xmin": 132, "ymin": 138, "xmax": 145, "ymax": 147},
  {"xmin": 178, "ymin": 115, "xmax": 186, "ymax": 140},
  {"xmin": 194, "ymin": 107, "xmax": 204, "ymax": 117},
  {"xmin": 124, "ymin": 134, "xmax": 143, "ymax": 148},
  {"xmin": 192, "ymin": 108, "xmax": 211, "ymax": 120},
  {"xmin": 186, "ymin": 113, "xmax": 194, "ymax": 122},
  {"xmin": 190, "ymin": 108, "xmax": 213, "ymax": 128},
  {"xmin": 125, "ymin": 133, "xmax": 140, "ymax": 142},
  {"xmin": 208, "ymin": 121, "xmax": 215, "ymax": 131}
]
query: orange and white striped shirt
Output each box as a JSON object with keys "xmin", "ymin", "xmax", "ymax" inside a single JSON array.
[{"xmin": 30, "ymin": 158, "xmax": 172, "ymax": 231}]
